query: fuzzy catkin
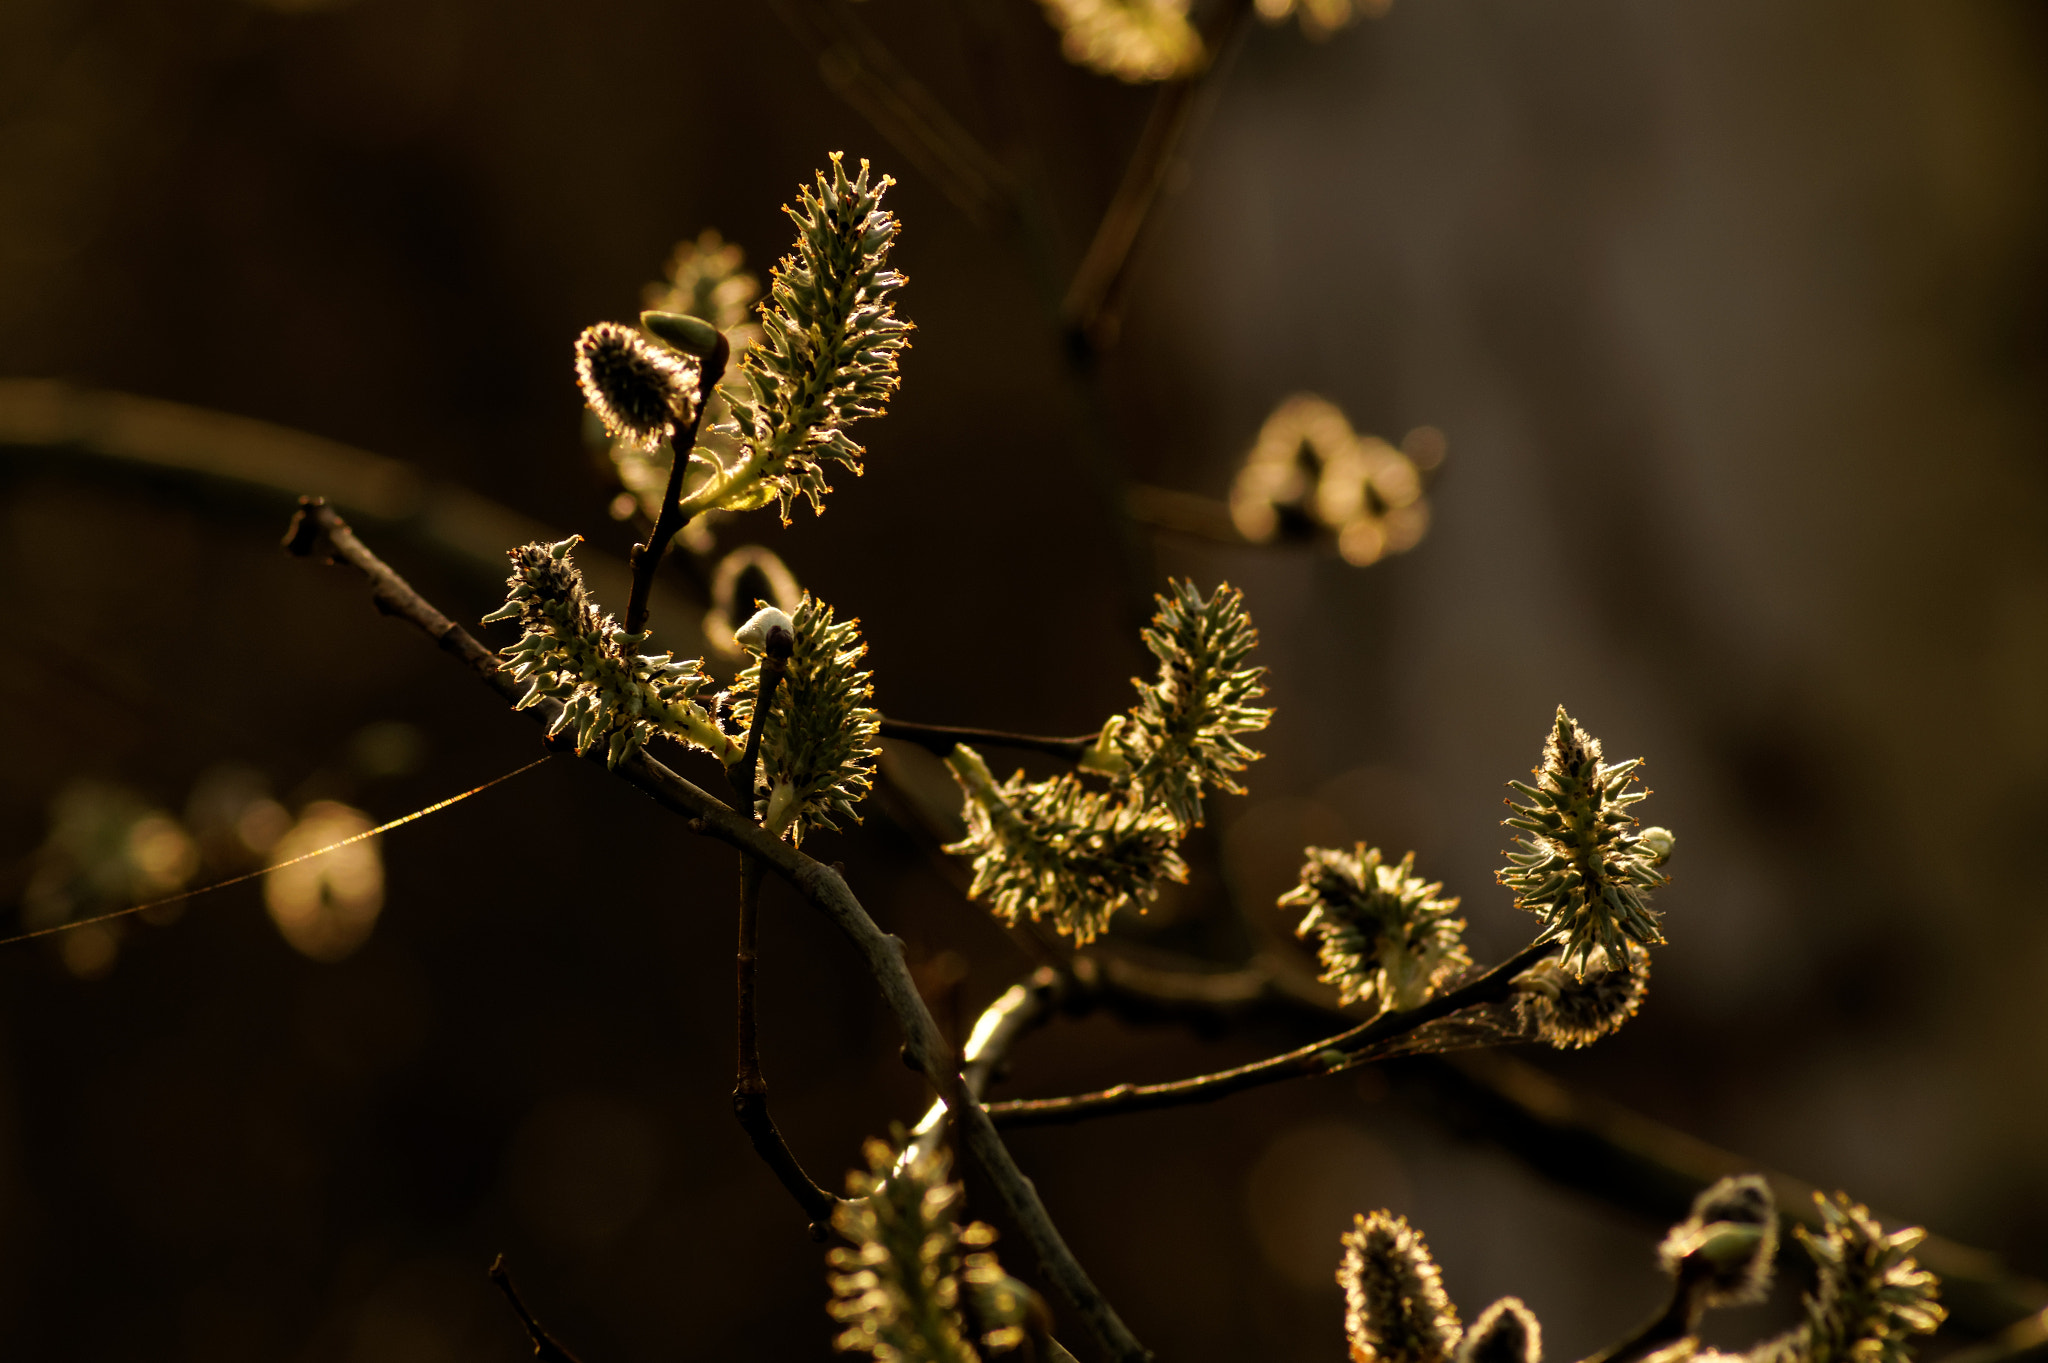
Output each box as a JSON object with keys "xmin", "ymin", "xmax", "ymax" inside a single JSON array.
[{"xmin": 1339, "ymin": 1211, "xmax": 1462, "ymax": 1363}]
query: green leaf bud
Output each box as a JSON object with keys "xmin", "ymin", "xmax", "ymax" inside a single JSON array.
[
  {"xmin": 830, "ymin": 1132, "xmax": 1011, "ymax": 1363},
  {"xmin": 1660, "ymin": 1175, "xmax": 1778, "ymax": 1309},
  {"xmin": 482, "ymin": 537, "xmax": 738, "ymax": 767},
  {"xmin": 727, "ymin": 594, "xmax": 878, "ymax": 845},
  {"xmin": 641, "ymin": 309, "xmax": 725, "ymax": 358}
]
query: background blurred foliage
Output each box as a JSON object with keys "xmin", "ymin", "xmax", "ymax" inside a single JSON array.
[{"xmin": 1, "ymin": 1, "xmax": 2045, "ymax": 1361}]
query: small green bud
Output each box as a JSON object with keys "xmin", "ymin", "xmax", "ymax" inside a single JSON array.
[
  {"xmin": 641, "ymin": 309, "xmax": 725, "ymax": 358},
  {"xmin": 1639, "ymin": 826, "xmax": 1676, "ymax": 865},
  {"xmin": 1659, "ymin": 1174, "xmax": 1778, "ymax": 1309}
]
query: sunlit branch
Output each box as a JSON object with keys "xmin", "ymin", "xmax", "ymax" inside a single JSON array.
[
  {"xmin": 879, "ymin": 717, "xmax": 1096, "ymax": 761},
  {"xmin": 283, "ymin": 496, "xmax": 1150, "ymax": 1363},
  {"xmin": 985, "ymin": 941, "xmax": 1553, "ymax": 1127},
  {"xmin": 625, "ymin": 333, "xmax": 728, "ymax": 634}
]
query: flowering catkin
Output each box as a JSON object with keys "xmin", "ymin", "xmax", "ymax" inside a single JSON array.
[
  {"xmin": 1499, "ymin": 707, "xmax": 1671, "ymax": 976},
  {"xmin": 1339, "ymin": 1211, "xmax": 1462, "ymax": 1363},
  {"xmin": 574, "ymin": 321, "xmax": 699, "ymax": 449}
]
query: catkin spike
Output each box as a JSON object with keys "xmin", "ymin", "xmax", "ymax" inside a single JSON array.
[
  {"xmin": 1498, "ymin": 708, "xmax": 1671, "ymax": 976},
  {"xmin": 481, "ymin": 538, "xmax": 738, "ymax": 768},
  {"xmin": 1339, "ymin": 1210, "xmax": 1463, "ymax": 1363},
  {"xmin": 1284, "ymin": 844, "xmax": 1471, "ymax": 1013}
]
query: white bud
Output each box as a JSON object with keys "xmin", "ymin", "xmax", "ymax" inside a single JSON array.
[{"xmin": 734, "ymin": 605, "xmax": 795, "ymax": 654}]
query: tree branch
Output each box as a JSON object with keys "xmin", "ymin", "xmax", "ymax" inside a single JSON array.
[
  {"xmin": 283, "ymin": 497, "xmax": 1151, "ymax": 1363},
  {"xmin": 943, "ymin": 946, "xmax": 2048, "ymax": 1343},
  {"xmin": 879, "ymin": 717, "xmax": 1096, "ymax": 762},
  {"xmin": 1061, "ymin": 0, "xmax": 1258, "ymax": 356},
  {"xmin": 625, "ymin": 333, "xmax": 728, "ymax": 635},
  {"xmin": 733, "ymin": 854, "xmax": 840, "ymax": 1233},
  {"xmin": 489, "ymin": 1255, "xmax": 587, "ymax": 1363},
  {"xmin": 1413, "ymin": 1049, "xmax": 2048, "ymax": 1341},
  {"xmin": 902, "ymin": 966, "xmax": 1069, "ymax": 1173},
  {"xmin": 984, "ymin": 941, "xmax": 1554, "ymax": 1127},
  {"xmin": 766, "ymin": 0, "xmax": 1016, "ymax": 228},
  {"xmin": 728, "ymin": 632, "xmax": 839, "ymax": 1232},
  {"xmin": 1940, "ymin": 1307, "xmax": 2048, "ymax": 1363}
]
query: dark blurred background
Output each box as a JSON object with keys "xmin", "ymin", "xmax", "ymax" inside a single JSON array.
[{"xmin": 2, "ymin": 1, "xmax": 2045, "ymax": 1360}]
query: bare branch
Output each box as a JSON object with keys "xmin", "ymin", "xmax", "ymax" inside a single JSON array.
[
  {"xmin": 879, "ymin": 717, "xmax": 1096, "ymax": 761},
  {"xmin": 903, "ymin": 965, "xmax": 1069, "ymax": 1172},
  {"xmin": 943, "ymin": 945, "xmax": 2048, "ymax": 1344},
  {"xmin": 728, "ymin": 628, "xmax": 839, "ymax": 1232},
  {"xmin": 1938, "ymin": 1307, "xmax": 2048, "ymax": 1363},
  {"xmin": 732, "ymin": 855, "xmax": 840, "ymax": 1232},
  {"xmin": 284, "ymin": 497, "xmax": 1151, "ymax": 1363},
  {"xmin": 1061, "ymin": 0, "xmax": 1258, "ymax": 355},
  {"xmin": 1417, "ymin": 1050, "xmax": 2048, "ymax": 1341},
  {"xmin": 985, "ymin": 941, "xmax": 1554, "ymax": 1127},
  {"xmin": 488, "ymin": 1255, "xmax": 587, "ymax": 1363},
  {"xmin": 766, "ymin": 0, "xmax": 1017, "ymax": 227}
]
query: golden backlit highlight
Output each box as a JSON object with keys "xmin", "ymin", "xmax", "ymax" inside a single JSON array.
[
  {"xmin": 263, "ymin": 801, "xmax": 385, "ymax": 962},
  {"xmin": 1230, "ymin": 395, "xmax": 1441, "ymax": 566}
]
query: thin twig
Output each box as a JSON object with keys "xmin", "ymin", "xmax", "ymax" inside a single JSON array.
[
  {"xmin": 625, "ymin": 333, "xmax": 729, "ymax": 635},
  {"xmin": 735, "ymin": 625, "xmax": 794, "ymax": 815},
  {"xmin": 1061, "ymin": 0, "xmax": 1258, "ymax": 356},
  {"xmin": 1582, "ymin": 1259, "xmax": 1714, "ymax": 1363},
  {"xmin": 1415, "ymin": 1049, "xmax": 2048, "ymax": 1341},
  {"xmin": 283, "ymin": 498, "xmax": 1152, "ymax": 1363},
  {"xmin": 766, "ymin": 0, "xmax": 1016, "ymax": 227},
  {"xmin": 488, "ymin": 1255, "xmax": 587, "ymax": 1363},
  {"xmin": 944, "ymin": 945, "xmax": 2048, "ymax": 1343},
  {"xmin": 902, "ymin": 966, "xmax": 1069, "ymax": 1172},
  {"xmin": 0, "ymin": 379, "xmax": 709, "ymax": 652},
  {"xmin": 1939, "ymin": 1307, "xmax": 2048, "ymax": 1363},
  {"xmin": 878, "ymin": 717, "xmax": 1096, "ymax": 761},
  {"xmin": 727, "ymin": 631, "xmax": 837, "ymax": 1231},
  {"xmin": 733, "ymin": 855, "xmax": 840, "ymax": 1232},
  {"xmin": 985, "ymin": 940, "xmax": 1554, "ymax": 1127},
  {"xmin": 283, "ymin": 498, "xmax": 527, "ymax": 706}
]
